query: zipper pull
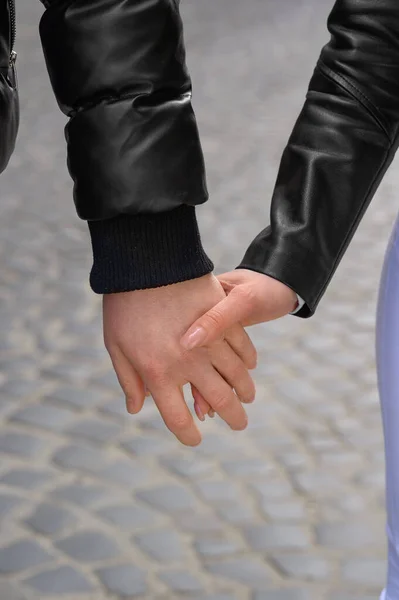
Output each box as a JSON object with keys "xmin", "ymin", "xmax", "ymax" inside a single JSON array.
[{"xmin": 9, "ymin": 50, "xmax": 17, "ymax": 67}]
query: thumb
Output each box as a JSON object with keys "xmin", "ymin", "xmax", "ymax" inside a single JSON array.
[{"xmin": 180, "ymin": 289, "xmax": 250, "ymax": 350}]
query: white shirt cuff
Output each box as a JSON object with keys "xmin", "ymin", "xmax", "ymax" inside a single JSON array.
[{"xmin": 290, "ymin": 294, "xmax": 305, "ymax": 315}]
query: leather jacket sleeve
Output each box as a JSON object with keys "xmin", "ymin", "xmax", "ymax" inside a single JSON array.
[
  {"xmin": 39, "ymin": 0, "xmax": 213, "ymax": 293},
  {"xmin": 238, "ymin": 0, "xmax": 399, "ymax": 317}
]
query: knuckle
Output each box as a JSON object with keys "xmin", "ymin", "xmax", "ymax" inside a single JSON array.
[
  {"xmin": 211, "ymin": 393, "xmax": 230, "ymax": 412},
  {"xmin": 230, "ymin": 363, "xmax": 247, "ymax": 382},
  {"xmin": 204, "ymin": 308, "xmax": 225, "ymax": 330},
  {"xmin": 141, "ymin": 359, "xmax": 166, "ymax": 382},
  {"xmin": 165, "ymin": 413, "xmax": 192, "ymax": 433}
]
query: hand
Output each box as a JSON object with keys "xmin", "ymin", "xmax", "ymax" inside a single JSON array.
[
  {"xmin": 103, "ymin": 274, "xmax": 257, "ymax": 446},
  {"xmin": 180, "ymin": 269, "xmax": 298, "ymax": 349}
]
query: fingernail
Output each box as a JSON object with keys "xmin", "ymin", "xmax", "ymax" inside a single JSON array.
[
  {"xmin": 181, "ymin": 327, "xmax": 206, "ymax": 350},
  {"xmin": 194, "ymin": 402, "xmax": 205, "ymax": 422},
  {"xmin": 208, "ymin": 409, "xmax": 215, "ymax": 418}
]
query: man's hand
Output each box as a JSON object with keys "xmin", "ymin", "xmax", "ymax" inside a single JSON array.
[
  {"xmin": 103, "ymin": 274, "xmax": 257, "ymax": 446},
  {"xmin": 180, "ymin": 269, "xmax": 298, "ymax": 350}
]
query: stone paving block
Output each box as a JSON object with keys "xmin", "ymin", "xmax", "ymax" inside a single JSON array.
[
  {"xmin": 137, "ymin": 415, "xmax": 172, "ymax": 433},
  {"xmin": 97, "ymin": 504, "xmax": 161, "ymax": 529},
  {"xmin": 1, "ymin": 380, "xmax": 42, "ymax": 398},
  {"xmin": 316, "ymin": 522, "xmax": 379, "ymax": 549},
  {"xmin": 0, "ymin": 431, "xmax": 44, "ymax": 458},
  {"xmin": 244, "ymin": 524, "xmax": 311, "ymax": 551},
  {"xmin": 66, "ymin": 417, "xmax": 122, "ymax": 443},
  {"xmin": 122, "ymin": 435, "xmax": 176, "ymax": 457},
  {"xmin": 194, "ymin": 535, "xmax": 242, "ymax": 557},
  {"xmin": 52, "ymin": 443, "xmax": 106, "ymax": 473},
  {"xmin": 216, "ymin": 502, "xmax": 257, "ymax": 524},
  {"xmin": 96, "ymin": 564, "xmax": 147, "ymax": 597},
  {"xmin": 56, "ymin": 530, "xmax": 121, "ymax": 562},
  {"xmin": 261, "ymin": 500, "xmax": 307, "ymax": 521},
  {"xmin": 92, "ymin": 370, "xmax": 120, "ymax": 391},
  {"xmin": 0, "ymin": 582, "xmax": 30, "ymax": 600},
  {"xmin": 24, "ymin": 565, "xmax": 94, "ymax": 595},
  {"xmin": 250, "ymin": 480, "xmax": 294, "ymax": 500},
  {"xmin": 25, "ymin": 502, "xmax": 77, "ymax": 536},
  {"xmin": 160, "ymin": 455, "xmax": 215, "ymax": 478},
  {"xmin": 253, "ymin": 590, "xmax": 312, "ymax": 600},
  {"xmin": 293, "ymin": 471, "xmax": 350, "ymax": 497},
  {"xmin": 9, "ymin": 403, "xmax": 75, "ymax": 432},
  {"xmin": 0, "ymin": 395, "xmax": 14, "ymax": 416},
  {"xmin": 221, "ymin": 458, "xmax": 275, "ymax": 478},
  {"xmin": 0, "ymin": 539, "xmax": 54, "ymax": 573},
  {"xmin": 178, "ymin": 513, "xmax": 226, "ymax": 534},
  {"xmin": 0, "ymin": 468, "xmax": 52, "ymax": 490},
  {"xmin": 328, "ymin": 594, "xmax": 376, "ymax": 600},
  {"xmin": 274, "ymin": 451, "xmax": 309, "ymax": 471},
  {"xmin": 0, "ymin": 493, "xmax": 23, "ymax": 519},
  {"xmin": 49, "ymin": 386, "xmax": 108, "ymax": 409},
  {"xmin": 135, "ymin": 529, "xmax": 185, "ymax": 562},
  {"xmin": 42, "ymin": 361, "xmax": 94, "ymax": 382},
  {"xmin": 207, "ymin": 557, "xmax": 275, "ymax": 586},
  {"xmin": 52, "ymin": 482, "xmax": 111, "ymax": 507},
  {"xmin": 159, "ymin": 569, "xmax": 203, "ymax": 593},
  {"xmin": 271, "ymin": 554, "xmax": 331, "ymax": 580},
  {"xmin": 194, "ymin": 433, "xmax": 243, "ymax": 456},
  {"xmin": 136, "ymin": 484, "xmax": 198, "ymax": 513},
  {"xmin": 341, "ymin": 558, "xmax": 386, "ymax": 586},
  {"xmin": 196, "ymin": 480, "xmax": 242, "ymax": 503},
  {"xmin": 190, "ymin": 596, "xmax": 237, "ymax": 600},
  {"xmin": 99, "ymin": 460, "xmax": 150, "ymax": 488},
  {"xmin": 99, "ymin": 398, "xmax": 128, "ymax": 418}
]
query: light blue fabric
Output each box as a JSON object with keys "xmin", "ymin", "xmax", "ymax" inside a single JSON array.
[{"xmin": 376, "ymin": 214, "xmax": 399, "ymax": 600}]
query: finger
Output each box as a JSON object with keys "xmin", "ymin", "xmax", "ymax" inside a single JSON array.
[
  {"xmin": 191, "ymin": 384, "xmax": 212, "ymax": 421},
  {"xmin": 151, "ymin": 382, "xmax": 202, "ymax": 447},
  {"xmin": 216, "ymin": 271, "xmax": 243, "ymax": 285},
  {"xmin": 211, "ymin": 341, "xmax": 256, "ymax": 404},
  {"xmin": 108, "ymin": 349, "xmax": 146, "ymax": 414},
  {"xmin": 192, "ymin": 366, "xmax": 248, "ymax": 431},
  {"xmin": 180, "ymin": 288, "xmax": 251, "ymax": 350},
  {"xmin": 224, "ymin": 324, "xmax": 257, "ymax": 370}
]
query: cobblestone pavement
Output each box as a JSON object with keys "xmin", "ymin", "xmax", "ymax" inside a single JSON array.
[{"xmin": 0, "ymin": 0, "xmax": 395, "ymax": 599}]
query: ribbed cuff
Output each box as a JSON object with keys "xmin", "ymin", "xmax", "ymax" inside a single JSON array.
[{"xmin": 88, "ymin": 205, "xmax": 214, "ymax": 294}]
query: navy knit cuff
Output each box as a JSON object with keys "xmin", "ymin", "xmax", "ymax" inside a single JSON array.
[{"xmin": 88, "ymin": 206, "xmax": 214, "ymax": 294}]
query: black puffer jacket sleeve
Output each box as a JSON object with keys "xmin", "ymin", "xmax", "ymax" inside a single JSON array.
[
  {"xmin": 238, "ymin": 0, "xmax": 399, "ymax": 317},
  {"xmin": 39, "ymin": 0, "xmax": 213, "ymax": 293}
]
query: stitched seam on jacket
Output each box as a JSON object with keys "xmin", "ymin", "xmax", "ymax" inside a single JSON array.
[{"xmin": 317, "ymin": 60, "xmax": 393, "ymax": 145}]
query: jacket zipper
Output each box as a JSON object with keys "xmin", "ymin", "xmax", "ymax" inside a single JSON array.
[{"xmin": 8, "ymin": 0, "xmax": 16, "ymax": 65}]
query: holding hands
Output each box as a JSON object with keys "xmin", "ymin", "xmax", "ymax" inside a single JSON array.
[{"xmin": 103, "ymin": 270, "xmax": 297, "ymax": 445}]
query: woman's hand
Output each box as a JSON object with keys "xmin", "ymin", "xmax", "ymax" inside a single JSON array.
[
  {"xmin": 181, "ymin": 269, "xmax": 297, "ymax": 420},
  {"xmin": 181, "ymin": 269, "xmax": 298, "ymax": 348}
]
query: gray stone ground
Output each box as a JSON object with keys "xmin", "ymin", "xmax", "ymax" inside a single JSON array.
[{"xmin": 0, "ymin": 0, "xmax": 395, "ymax": 598}]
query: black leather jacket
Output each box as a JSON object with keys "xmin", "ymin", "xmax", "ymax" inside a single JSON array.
[{"xmin": 1, "ymin": 1, "xmax": 398, "ymax": 317}]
